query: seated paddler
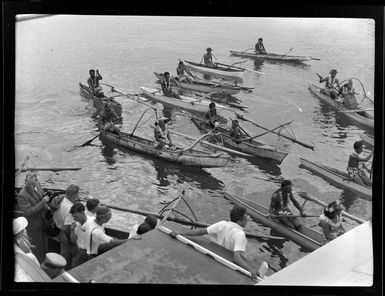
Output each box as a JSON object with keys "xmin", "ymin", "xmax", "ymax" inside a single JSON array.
[
  {"xmin": 87, "ymin": 69, "xmax": 104, "ymax": 98},
  {"xmin": 176, "ymin": 61, "xmax": 194, "ymax": 83},
  {"xmin": 255, "ymin": 38, "xmax": 267, "ymax": 54},
  {"xmin": 341, "ymin": 79, "xmax": 359, "ymax": 110},
  {"xmin": 98, "ymin": 102, "xmax": 121, "ymax": 137},
  {"xmin": 154, "ymin": 117, "xmax": 174, "ymax": 149},
  {"xmin": 229, "ymin": 119, "xmax": 244, "ymax": 140},
  {"xmin": 347, "ymin": 141, "xmax": 373, "ymax": 186},
  {"xmin": 203, "ymin": 102, "xmax": 219, "ymax": 129},
  {"xmin": 161, "ymin": 72, "xmax": 182, "ymax": 100},
  {"xmin": 319, "ymin": 69, "xmax": 340, "ymax": 101}
]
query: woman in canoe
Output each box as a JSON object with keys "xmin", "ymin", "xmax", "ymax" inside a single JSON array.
[
  {"xmin": 153, "ymin": 117, "xmax": 174, "ymax": 149},
  {"xmin": 347, "ymin": 141, "xmax": 373, "ymax": 186},
  {"xmin": 341, "ymin": 79, "xmax": 359, "ymax": 110},
  {"xmin": 255, "ymin": 38, "xmax": 267, "ymax": 54},
  {"xmin": 318, "ymin": 69, "xmax": 340, "ymax": 101},
  {"xmin": 319, "ymin": 200, "xmax": 345, "ymax": 242}
]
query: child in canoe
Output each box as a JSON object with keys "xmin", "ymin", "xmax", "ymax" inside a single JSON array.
[
  {"xmin": 319, "ymin": 200, "xmax": 345, "ymax": 243},
  {"xmin": 347, "ymin": 141, "xmax": 373, "ymax": 186}
]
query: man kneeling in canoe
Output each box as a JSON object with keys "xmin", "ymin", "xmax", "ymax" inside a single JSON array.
[
  {"xmin": 154, "ymin": 117, "xmax": 175, "ymax": 150},
  {"xmin": 318, "ymin": 69, "xmax": 340, "ymax": 101},
  {"xmin": 347, "ymin": 141, "xmax": 373, "ymax": 186},
  {"xmin": 161, "ymin": 72, "xmax": 182, "ymax": 100},
  {"xmin": 98, "ymin": 102, "xmax": 121, "ymax": 137},
  {"xmin": 269, "ymin": 180, "xmax": 306, "ymax": 230},
  {"xmin": 170, "ymin": 205, "xmax": 268, "ymax": 281},
  {"xmin": 87, "ymin": 69, "xmax": 104, "ymax": 98}
]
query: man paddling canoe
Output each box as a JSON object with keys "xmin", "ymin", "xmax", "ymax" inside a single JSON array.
[
  {"xmin": 318, "ymin": 69, "xmax": 340, "ymax": 101},
  {"xmin": 255, "ymin": 38, "xmax": 267, "ymax": 54},
  {"xmin": 341, "ymin": 79, "xmax": 359, "ymax": 109},
  {"xmin": 170, "ymin": 205, "xmax": 268, "ymax": 280},
  {"xmin": 154, "ymin": 117, "xmax": 174, "ymax": 149},
  {"xmin": 203, "ymin": 102, "xmax": 220, "ymax": 128},
  {"xmin": 319, "ymin": 200, "xmax": 345, "ymax": 243},
  {"xmin": 87, "ymin": 69, "xmax": 104, "ymax": 98},
  {"xmin": 203, "ymin": 47, "xmax": 216, "ymax": 68},
  {"xmin": 269, "ymin": 180, "xmax": 306, "ymax": 230},
  {"xmin": 176, "ymin": 61, "xmax": 194, "ymax": 83},
  {"xmin": 98, "ymin": 102, "xmax": 121, "ymax": 137},
  {"xmin": 161, "ymin": 72, "xmax": 182, "ymax": 100},
  {"xmin": 347, "ymin": 141, "xmax": 373, "ymax": 186}
]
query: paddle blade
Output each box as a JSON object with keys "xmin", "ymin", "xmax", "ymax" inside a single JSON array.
[{"xmin": 258, "ymin": 262, "xmax": 269, "ymax": 279}]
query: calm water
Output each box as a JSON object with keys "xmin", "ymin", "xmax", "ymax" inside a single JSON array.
[{"xmin": 15, "ymin": 15, "xmax": 374, "ymax": 273}]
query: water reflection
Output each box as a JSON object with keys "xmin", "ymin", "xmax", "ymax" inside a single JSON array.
[{"xmin": 253, "ymin": 57, "xmax": 311, "ymax": 70}]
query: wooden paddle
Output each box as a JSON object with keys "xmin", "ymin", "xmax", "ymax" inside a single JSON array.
[
  {"xmin": 216, "ymin": 62, "xmax": 265, "ymax": 75},
  {"xmin": 296, "ymin": 192, "xmax": 366, "ymax": 224},
  {"xmin": 310, "ymin": 57, "xmax": 321, "ymax": 61},
  {"xmin": 17, "ymin": 167, "xmax": 81, "ymax": 172},
  {"xmin": 338, "ymin": 108, "xmax": 374, "ymax": 113},
  {"xmin": 281, "ymin": 47, "xmax": 293, "ymax": 57},
  {"xmin": 315, "ymin": 73, "xmax": 340, "ymax": 93},
  {"xmin": 235, "ymin": 113, "xmax": 315, "ymax": 150},
  {"xmin": 68, "ymin": 123, "xmax": 114, "ymax": 151},
  {"xmin": 268, "ymin": 214, "xmax": 319, "ymax": 218}
]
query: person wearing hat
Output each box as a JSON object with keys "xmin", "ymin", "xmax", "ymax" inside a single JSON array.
[
  {"xmin": 52, "ymin": 184, "xmax": 81, "ymax": 270},
  {"xmin": 16, "ymin": 172, "xmax": 51, "ymax": 263},
  {"xmin": 203, "ymin": 102, "xmax": 219, "ymax": 128},
  {"xmin": 85, "ymin": 206, "xmax": 127, "ymax": 256},
  {"xmin": 269, "ymin": 180, "xmax": 306, "ymax": 230},
  {"xmin": 203, "ymin": 47, "xmax": 216, "ymax": 67},
  {"xmin": 319, "ymin": 200, "xmax": 345, "ymax": 242},
  {"xmin": 161, "ymin": 71, "xmax": 182, "ymax": 100},
  {"xmin": 40, "ymin": 252, "xmax": 67, "ymax": 279},
  {"xmin": 87, "ymin": 69, "xmax": 104, "ymax": 98},
  {"xmin": 128, "ymin": 214, "xmax": 158, "ymax": 240},
  {"xmin": 13, "ymin": 216, "xmax": 40, "ymax": 266},
  {"xmin": 347, "ymin": 141, "xmax": 373, "ymax": 186},
  {"xmin": 86, "ymin": 198, "xmax": 100, "ymax": 218},
  {"xmin": 255, "ymin": 38, "xmax": 267, "ymax": 54},
  {"xmin": 319, "ymin": 69, "xmax": 340, "ymax": 100},
  {"xmin": 154, "ymin": 116, "xmax": 174, "ymax": 149},
  {"xmin": 170, "ymin": 205, "xmax": 269, "ymax": 281},
  {"xmin": 97, "ymin": 101, "xmax": 122, "ymax": 137},
  {"xmin": 341, "ymin": 79, "xmax": 359, "ymax": 109}
]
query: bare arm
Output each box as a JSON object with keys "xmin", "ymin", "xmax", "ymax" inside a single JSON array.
[
  {"xmin": 320, "ymin": 220, "xmax": 334, "ymax": 241},
  {"xmin": 269, "ymin": 193, "xmax": 279, "ymax": 216},
  {"xmin": 290, "ymin": 193, "xmax": 305, "ymax": 216},
  {"xmin": 179, "ymin": 228, "xmax": 208, "ymax": 236},
  {"xmin": 233, "ymin": 251, "xmax": 259, "ymax": 280}
]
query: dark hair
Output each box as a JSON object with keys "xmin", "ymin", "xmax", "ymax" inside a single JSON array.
[
  {"xmin": 281, "ymin": 179, "xmax": 292, "ymax": 188},
  {"xmin": 86, "ymin": 198, "xmax": 100, "ymax": 212},
  {"xmin": 230, "ymin": 206, "xmax": 247, "ymax": 223},
  {"xmin": 69, "ymin": 202, "xmax": 85, "ymax": 214},
  {"xmin": 354, "ymin": 141, "xmax": 363, "ymax": 150},
  {"xmin": 89, "ymin": 69, "xmax": 95, "ymax": 74},
  {"xmin": 209, "ymin": 102, "xmax": 216, "ymax": 108},
  {"xmin": 144, "ymin": 215, "xmax": 157, "ymax": 229},
  {"xmin": 258, "ymin": 38, "xmax": 263, "ymax": 41},
  {"xmin": 137, "ymin": 223, "xmax": 153, "ymax": 235},
  {"xmin": 164, "ymin": 72, "xmax": 170, "ymax": 76}
]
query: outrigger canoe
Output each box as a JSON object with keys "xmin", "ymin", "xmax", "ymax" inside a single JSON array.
[
  {"xmin": 140, "ymin": 87, "xmax": 233, "ymax": 114},
  {"xmin": 308, "ymin": 82, "xmax": 374, "ymax": 129},
  {"xmin": 79, "ymin": 83, "xmax": 122, "ymax": 117},
  {"xmin": 184, "ymin": 60, "xmax": 244, "ymax": 80},
  {"xmin": 359, "ymin": 132, "xmax": 374, "ymax": 147},
  {"xmin": 230, "ymin": 50, "xmax": 316, "ymax": 63},
  {"xmin": 299, "ymin": 158, "xmax": 372, "ymax": 201},
  {"xmin": 99, "ymin": 130, "xmax": 231, "ymax": 168},
  {"xmin": 191, "ymin": 116, "xmax": 288, "ymax": 164},
  {"xmin": 154, "ymin": 72, "xmax": 251, "ymax": 95},
  {"xmin": 224, "ymin": 192, "xmax": 324, "ymax": 251}
]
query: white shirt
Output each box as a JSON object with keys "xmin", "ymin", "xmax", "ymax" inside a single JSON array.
[
  {"xmin": 74, "ymin": 216, "xmax": 94, "ymax": 249},
  {"xmin": 53, "ymin": 197, "xmax": 74, "ymax": 230},
  {"xmin": 207, "ymin": 221, "xmax": 247, "ymax": 252},
  {"xmin": 85, "ymin": 219, "xmax": 112, "ymax": 255},
  {"xmin": 86, "ymin": 210, "xmax": 96, "ymax": 218}
]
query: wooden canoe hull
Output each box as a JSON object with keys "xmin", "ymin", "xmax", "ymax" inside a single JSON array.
[
  {"xmin": 299, "ymin": 158, "xmax": 372, "ymax": 201},
  {"xmin": 154, "ymin": 72, "xmax": 242, "ymax": 95},
  {"xmin": 99, "ymin": 131, "xmax": 230, "ymax": 168},
  {"xmin": 359, "ymin": 132, "xmax": 374, "ymax": 147},
  {"xmin": 79, "ymin": 83, "xmax": 122, "ymax": 117},
  {"xmin": 140, "ymin": 87, "xmax": 231, "ymax": 113},
  {"xmin": 191, "ymin": 116, "xmax": 287, "ymax": 164},
  {"xmin": 308, "ymin": 82, "xmax": 374, "ymax": 129},
  {"xmin": 224, "ymin": 192, "xmax": 324, "ymax": 251},
  {"xmin": 184, "ymin": 60, "xmax": 244, "ymax": 80},
  {"xmin": 230, "ymin": 50, "xmax": 312, "ymax": 62}
]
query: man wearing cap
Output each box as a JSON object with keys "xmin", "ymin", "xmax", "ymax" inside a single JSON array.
[
  {"xmin": 170, "ymin": 205, "xmax": 269, "ymax": 281},
  {"xmin": 53, "ymin": 184, "xmax": 80, "ymax": 270},
  {"xmin": 319, "ymin": 69, "xmax": 340, "ymax": 100},
  {"xmin": 98, "ymin": 102, "xmax": 122, "ymax": 137},
  {"xmin": 161, "ymin": 72, "xmax": 182, "ymax": 100},
  {"xmin": 269, "ymin": 180, "xmax": 306, "ymax": 230},
  {"xmin": 17, "ymin": 172, "xmax": 51, "ymax": 263},
  {"xmin": 203, "ymin": 102, "xmax": 219, "ymax": 128},
  {"xmin": 69, "ymin": 203, "xmax": 93, "ymax": 267},
  {"xmin": 86, "ymin": 198, "xmax": 100, "ymax": 218},
  {"xmin": 341, "ymin": 79, "xmax": 359, "ymax": 109},
  {"xmin": 40, "ymin": 252, "xmax": 67, "ymax": 279},
  {"xmin": 203, "ymin": 48, "xmax": 216, "ymax": 67},
  {"xmin": 13, "ymin": 216, "xmax": 40, "ymax": 266},
  {"xmin": 85, "ymin": 206, "xmax": 127, "ymax": 257},
  {"xmin": 87, "ymin": 69, "xmax": 104, "ymax": 98},
  {"xmin": 255, "ymin": 38, "xmax": 267, "ymax": 54},
  {"xmin": 154, "ymin": 117, "xmax": 174, "ymax": 149}
]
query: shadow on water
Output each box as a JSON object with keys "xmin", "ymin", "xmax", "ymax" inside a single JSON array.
[
  {"xmin": 253, "ymin": 57, "xmax": 311, "ymax": 70},
  {"xmin": 246, "ymin": 156, "xmax": 282, "ymax": 177},
  {"xmin": 99, "ymin": 139, "xmax": 224, "ymax": 192}
]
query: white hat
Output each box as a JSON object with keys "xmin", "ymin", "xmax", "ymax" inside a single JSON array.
[{"xmin": 13, "ymin": 217, "xmax": 28, "ymax": 235}]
